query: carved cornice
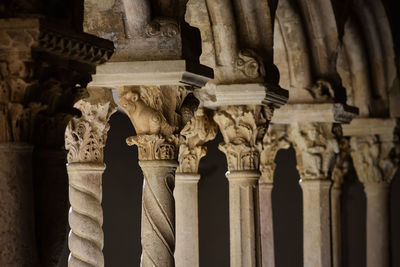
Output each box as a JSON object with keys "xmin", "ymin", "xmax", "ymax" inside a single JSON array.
[
  {"xmin": 288, "ymin": 123, "xmax": 339, "ymax": 180},
  {"xmin": 65, "ymin": 88, "xmax": 117, "ymax": 163},
  {"xmin": 214, "ymin": 105, "xmax": 268, "ymax": 171},
  {"xmin": 119, "ymin": 85, "xmax": 191, "ymax": 161},
  {"xmin": 260, "ymin": 125, "xmax": 290, "ymax": 184},
  {"xmin": 0, "ymin": 18, "xmax": 114, "ymax": 65},
  {"xmin": 177, "ymin": 108, "xmax": 217, "ymax": 172},
  {"xmin": 350, "ymin": 134, "xmax": 399, "ymax": 186}
]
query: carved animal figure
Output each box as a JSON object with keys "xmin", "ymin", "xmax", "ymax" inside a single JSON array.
[{"xmin": 120, "ymin": 90, "xmax": 175, "ymax": 136}]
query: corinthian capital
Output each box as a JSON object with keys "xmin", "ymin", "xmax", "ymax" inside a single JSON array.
[
  {"xmin": 214, "ymin": 105, "xmax": 269, "ymax": 171},
  {"xmin": 65, "ymin": 87, "xmax": 117, "ymax": 163},
  {"xmin": 177, "ymin": 108, "xmax": 217, "ymax": 173},
  {"xmin": 260, "ymin": 125, "xmax": 290, "ymax": 183},
  {"xmin": 288, "ymin": 123, "xmax": 339, "ymax": 180},
  {"xmin": 118, "ymin": 85, "xmax": 191, "ymax": 160},
  {"xmin": 350, "ymin": 134, "xmax": 399, "ymax": 186}
]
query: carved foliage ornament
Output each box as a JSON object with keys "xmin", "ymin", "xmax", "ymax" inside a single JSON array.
[
  {"xmin": 65, "ymin": 88, "xmax": 117, "ymax": 163},
  {"xmin": 350, "ymin": 135, "xmax": 399, "ymax": 185},
  {"xmin": 214, "ymin": 105, "xmax": 268, "ymax": 171},
  {"xmin": 260, "ymin": 127, "xmax": 290, "ymax": 183},
  {"xmin": 178, "ymin": 108, "xmax": 217, "ymax": 173},
  {"xmin": 288, "ymin": 123, "xmax": 339, "ymax": 180}
]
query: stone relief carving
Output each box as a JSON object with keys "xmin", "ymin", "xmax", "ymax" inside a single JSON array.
[
  {"xmin": 177, "ymin": 108, "xmax": 217, "ymax": 173},
  {"xmin": 288, "ymin": 123, "xmax": 339, "ymax": 180},
  {"xmin": 214, "ymin": 105, "xmax": 268, "ymax": 171},
  {"xmin": 331, "ymin": 125, "xmax": 351, "ymax": 187},
  {"xmin": 144, "ymin": 18, "xmax": 179, "ymax": 38},
  {"xmin": 309, "ymin": 79, "xmax": 335, "ymax": 102},
  {"xmin": 350, "ymin": 135, "xmax": 399, "ymax": 185},
  {"xmin": 119, "ymin": 85, "xmax": 189, "ymax": 160},
  {"xmin": 236, "ymin": 49, "xmax": 265, "ymax": 79},
  {"xmin": 260, "ymin": 126, "xmax": 290, "ymax": 183},
  {"xmin": 65, "ymin": 88, "xmax": 117, "ymax": 163}
]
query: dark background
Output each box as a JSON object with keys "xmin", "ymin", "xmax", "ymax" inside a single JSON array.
[{"xmin": 58, "ymin": 111, "xmax": 400, "ymax": 267}]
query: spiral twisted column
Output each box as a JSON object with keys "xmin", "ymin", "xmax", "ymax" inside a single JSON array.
[
  {"xmin": 67, "ymin": 163, "xmax": 106, "ymax": 267},
  {"xmin": 65, "ymin": 87, "xmax": 117, "ymax": 267},
  {"xmin": 139, "ymin": 160, "xmax": 178, "ymax": 267}
]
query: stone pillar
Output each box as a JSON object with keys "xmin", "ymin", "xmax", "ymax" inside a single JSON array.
[
  {"xmin": 214, "ymin": 105, "xmax": 271, "ymax": 267},
  {"xmin": 118, "ymin": 85, "xmax": 196, "ymax": 267},
  {"xmin": 288, "ymin": 122, "xmax": 339, "ymax": 267},
  {"xmin": 350, "ymin": 134, "xmax": 399, "ymax": 267},
  {"xmin": 65, "ymin": 88, "xmax": 117, "ymax": 267},
  {"xmin": 175, "ymin": 107, "xmax": 217, "ymax": 267},
  {"xmin": 0, "ymin": 144, "xmax": 39, "ymax": 266},
  {"xmin": 258, "ymin": 126, "xmax": 289, "ymax": 267},
  {"xmin": 330, "ymin": 136, "xmax": 350, "ymax": 267}
]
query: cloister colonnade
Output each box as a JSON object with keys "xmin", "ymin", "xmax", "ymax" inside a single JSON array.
[{"xmin": 0, "ymin": 0, "xmax": 399, "ymax": 266}]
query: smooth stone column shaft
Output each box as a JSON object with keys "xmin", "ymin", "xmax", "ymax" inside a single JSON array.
[
  {"xmin": 364, "ymin": 183, "xmax": 390, "ymax": 267},
  {"xmin": 0, "ymin": 143, "xmax": 39, "ymax": 266},
  {"xmin": 259, "ymin": 182, "xmax": 275, "ymax": 267},
  {"xmin": 300, "ymin": 179, "xmax": 332, "ymax": 267},
  {"xmin": 174, "ymin": 173, "xmax": 201, "ymax": 267},
  {"xmin": 226, "ymin": 170, "xmax": 260, "ymax": 267},
  {"xmin": 139, "ymin": 160, "xmax": 178, "ymax": 267},
  {"xmin": 331, "ymin": 186, "xmax": 342, "ymax": 267},
  {"xmin": 67, "ymin": 163, "xmax": 106, "ymax": 267}
]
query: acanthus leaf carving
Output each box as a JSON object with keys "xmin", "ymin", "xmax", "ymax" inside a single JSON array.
[
  {"xmin": 259, "ymin": 126, "xmax": 290, "ymax": 184},
  {"xmin": 177, "ymin": 108, "xmax": 217, "ymax": 173},
  {"xmin": 65, "ymin": 88, "xmax": 117, "ymax": 163},
  {"xmin": 214, "ymin": 105, "xmax": 268, "ymax": 171},
  {"xmin": 127, "ymin": 134, "xmax": 179, "ymax": 161},
  {"xmin": 288, "ymin": 123, "xmax": 339, "ymax": 180},
  {"xmin": 350, "ymin": 134, "xmax": 399, "ymax": 185}
]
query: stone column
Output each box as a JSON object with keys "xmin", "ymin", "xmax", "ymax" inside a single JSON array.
[
  {"xmin": 214, "ymin": 105, "xmax": 271, "ymax": 267},
  {"xmin": 258, "ymin": 126, "xmax": 289, "ymax": 267},
  {"xmin": 65, "ymin": 88, "xmax": 117, "ymax": 267},
  {"xmin": 175, "ymin": 107, "xmax": 217, "ymax": 267},
  {"xmin": 350, "ymin": 134, "xmax": 399, "ymax": 267},
  {"xmin": 330, "ymin": 135, "xmax": 350, "ymax": 267},
  {"xmin": 118, "ymin": 85, "xmax": 196, "ymax": 267},
  {"xmin": 288, "ymin": 122, "xmax": 339, "ymax": 267}
]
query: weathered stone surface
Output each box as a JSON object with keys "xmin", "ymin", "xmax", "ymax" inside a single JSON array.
[{"xmin": 0, "ymin": 144, "xmax": 38, "ymax": 267}]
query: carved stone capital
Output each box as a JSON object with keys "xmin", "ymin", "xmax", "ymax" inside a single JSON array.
[
  {"xmin": 260, "ymin": 125, "xmax": 290, "ymax": 184},
  {"xmin": 331, "ymin": 136, "xmax": 351, "ymax": 188},
  {"xmin": 118, "ymin": 85, "xmax": 193, "ymax": 161},
  {"xmin": 214, "ymin": 105, "xmax": 268, "ymax": 171},
  {"xmin": 288, "ymin": 123, "xmax": 339, "ymax": 180},
  {"xmin": 350, "ymin": 134, "xmax": 399, "ymax": 186},
  {"xmin": 65, "ymin": 88, "xmax": 117, "ymax": 163},
  {"xmin": 177, "ymin": 108, "xmax": 217, "ymax": 173}
]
